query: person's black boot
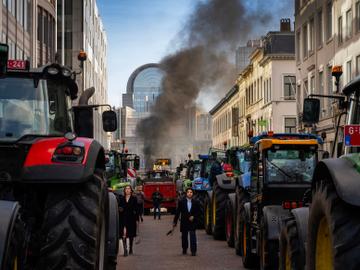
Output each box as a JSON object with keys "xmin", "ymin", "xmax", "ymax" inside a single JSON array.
[
  {"xmin": 182, "ymin": 250, "xmax": 187, "ymax": 255},
  {"xmin": 123, "ymin": 239, "xmax": 128, "ymax": 257}
]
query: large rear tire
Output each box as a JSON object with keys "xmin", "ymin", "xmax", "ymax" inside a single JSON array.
[
  {"xmin": 194, "ymin": 192, "xmax": 205, "ymax": 229},
  {"xmin": 279, "ymin": 216, "xmax": 305, "ymax": 270},
  {"xmin": 204, "ymin": 195, "xmax": 212, "ymax": 235},
  {"xmin": 211, "ymin": 182, "xmax": 227, "ymax": 240},
  {"xmin": 3, "ymin": 214, "xmax": 26, "ymax": 270},
  {"xmin": 235, "ymin": 188, "xmax": 249, "ymax": 256},
  {"xmin": 38, "ymin": 172, "xmax": 108, "ymax": 270},
  {"xmin": 240, "ymin": 206, "xmax": 258, "ymax": 268},
  {"xmin": 307, "ymin": 180, "xmax": 360, "ymax": 270},
  {"xmin": 259, "ymin": 221, "xmax": 278, "ymax": 270},
  {"xmin": 225, "ymin": 199, "xmax": 235, "ymax": 247}
]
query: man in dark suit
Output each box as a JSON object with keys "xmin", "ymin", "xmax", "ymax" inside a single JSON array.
[{"xmin": 173, "ymin": 187, "xmax": 200, "ymax": 256}]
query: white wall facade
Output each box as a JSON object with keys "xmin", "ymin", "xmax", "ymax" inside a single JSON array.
[{"xmin": 83, "ymin": 0, "xmax": 108, "ymax": 148}]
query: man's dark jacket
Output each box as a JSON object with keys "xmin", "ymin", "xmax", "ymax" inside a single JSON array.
[{"xmin": 173, "ymin": 197, "xmax": 201, "ymax": 232}]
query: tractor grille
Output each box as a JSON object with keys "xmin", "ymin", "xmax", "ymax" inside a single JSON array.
[{"xmin": 0, "ymin": 145, "xmax": 27, "ymax": 182}]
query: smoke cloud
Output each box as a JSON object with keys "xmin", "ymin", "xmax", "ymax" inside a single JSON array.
[{"xmin": 136, "ymin": 0, "xmax": 293, "ymax": 168}]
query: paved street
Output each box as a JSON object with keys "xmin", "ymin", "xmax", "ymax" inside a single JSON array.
[{"xmin": 116, "ymin": 215, "xmax": 246, "ymax": 270}]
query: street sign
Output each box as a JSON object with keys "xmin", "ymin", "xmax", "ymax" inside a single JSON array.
[
  {"xmin": 344, "ymin": 125, "xmax": 360, "ymax": 146},
  {"xmin": 7, "ymin": 60, "xmax": 28, "ymax": 70}
]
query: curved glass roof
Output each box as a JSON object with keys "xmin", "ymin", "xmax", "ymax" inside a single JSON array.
[{"xmin": 132, "ymin": 67, "xmax": 164, "ymax": 113}]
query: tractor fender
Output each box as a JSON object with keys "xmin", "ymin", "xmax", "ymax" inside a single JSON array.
[
  {"xmin": 216, "ymin": 173, "xmax": 236, "ymax": 190},
  {"xmin": 228, "ymin": 193, "xmax": 236, "ymax": 206},
  {"xmin": 312, "ymin": 157, "xmax": 360, "ymax": 207},
  {"xmin": 107, "ymin": 192, "xmax": 119, "ymax": 258},
  {"xmin": 263, "ymin": 205, "xmax": 291, "ymax": 240},
  {"xmin": 243, "ymin": 202, "xmax": 251, "ymax": 222},
  {"xmin": 22, "ymin": 140, "xmax": 105, "ymax": 183},
  {"xmin": 289, "ymin": 207, "xmax": 309, "ymax": 247},
  {"xmin": 0, "ymin": 200, "xmax": 20, "ymax": 269}
]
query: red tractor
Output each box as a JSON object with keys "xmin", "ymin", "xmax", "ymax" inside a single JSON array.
[{"xmin": 0, "ymin": 43, "xmax": 119, "ymax": 269}]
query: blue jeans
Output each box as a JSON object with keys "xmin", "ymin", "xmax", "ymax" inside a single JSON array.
[
  {"xmin": 153, "ymin": 205, "xmax": 161, "ymax": 219},
  {"xmin": 182, "ymin": 230, "xmax": 197, "ymax": 253}
]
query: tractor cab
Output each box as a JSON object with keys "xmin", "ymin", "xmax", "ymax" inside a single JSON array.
[
  {"xmin": 0, "ymin": 43, "xmax": 116, "ymax": 144},
  {"xmin": 249, "ymin": 133, "xmax": 321, "ymax": 206},
  {"xmin": 0, "ymin": 62, "xmax": 77, "ymax": 142}
]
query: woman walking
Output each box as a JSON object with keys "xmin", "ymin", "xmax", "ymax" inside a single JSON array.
[{"xmin": 118, "ymin": 185, "xmax": 139, "ymax": 256}]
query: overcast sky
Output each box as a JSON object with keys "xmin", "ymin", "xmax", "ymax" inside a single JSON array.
[{"xmin": 96, "ymin": 0, "xmax": 294, "ymax": 108}]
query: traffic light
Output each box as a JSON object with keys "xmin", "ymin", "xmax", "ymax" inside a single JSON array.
[{"xmin": 0, "ymin": 43, "xmax": 9, "ymax": 75}]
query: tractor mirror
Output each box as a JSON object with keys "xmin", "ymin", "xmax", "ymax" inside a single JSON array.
[
  {"xmin": 0, "ymin": 43, "xmax": 9, "ymax": 75},
  {"xmin": 102, "ymin": 110, "xmax": 117, "ymax": 132},
  {"xmin": 303, "ymin": 98, "xmax": 320, "ymax": 124}
]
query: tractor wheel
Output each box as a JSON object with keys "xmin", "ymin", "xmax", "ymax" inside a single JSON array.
[
  {"xmin": 260, "ymin": 218, "xmax": 278, "ymax": 270},
  {"xmin": 211, "ymin": 181, "xmax": 227, "ymax": 240},
  {"xmin": 38, "ymin": 171, "xmax": 108, "ymax": 270},
  {"xmin": 225, "ymin": 199, "xmax": 235, "ymax": 247},
  {"xmin": 195, "ymin": 192, "xmax": 205, "ymax": 229},
  {"xmin": 307, "ymin": 180, "xmax": 360, "ymax": 270},
  {"xmin": 3, "ymin": 214, "xmax": 26, "ymax": 270},
  {"xmin": 279, "ymin": 216, "xmax": 305, "ymax": 270},
  {"xmin": 240, "ymin": 206, "xmax": 258, "ymax": 268},
  {"xmin": 235, "ymin": 188, "xmax": 249, "ymax": 256},
  {"xmin": 204, "ymin": 194, "xmax": 212, "ymax": 235}
]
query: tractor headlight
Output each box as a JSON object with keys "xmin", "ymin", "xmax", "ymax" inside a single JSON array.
[
  {"xmin": 47, "ymin": 66, "xmax": 60, "ymax": 75},
  {"xmin": 62, "ymin": 67, "xmax": 72, "ymax": 77}
]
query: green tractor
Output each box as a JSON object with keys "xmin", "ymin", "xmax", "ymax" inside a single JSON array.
[{"xmin": 107, "ymin": 150, "xmax": 140, "ymax": 195}]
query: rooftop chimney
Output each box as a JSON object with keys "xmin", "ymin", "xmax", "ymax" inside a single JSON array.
[{"xmin": 280, "ymin": 18, "xmax": 291, "ymax": 32}]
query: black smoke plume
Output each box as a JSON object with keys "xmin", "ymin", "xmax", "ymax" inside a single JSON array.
[{"xmin": 136, "ymin": 0, "xmax": 293, "ymax": 168}]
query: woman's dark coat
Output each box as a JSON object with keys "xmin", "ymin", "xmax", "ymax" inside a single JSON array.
[{"xmin": 118, "ymin": 195, "xmax": 139, "ymax": 237}]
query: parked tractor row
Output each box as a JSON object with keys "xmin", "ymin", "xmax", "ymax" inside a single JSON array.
[{"xmin": 188, "ymin": 66, "xmax": 359, "ymax": 270}]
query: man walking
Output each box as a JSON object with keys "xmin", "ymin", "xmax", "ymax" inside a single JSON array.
[
  {"xmin": 173, "ymin": 187, "xmax": 200, "ymax": 256},
  {"xmin": 152, "ymin": 187, "xmax": 163, "ymax": 220}
]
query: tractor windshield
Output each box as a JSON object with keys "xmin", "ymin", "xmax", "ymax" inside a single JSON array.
[
  {"xmin": 265, "ymin": 148, "xmax": 316, "ymax": 183},
  {"xmin": 0, "ymin": 77, "xmax": 73, "ymax": 141}
]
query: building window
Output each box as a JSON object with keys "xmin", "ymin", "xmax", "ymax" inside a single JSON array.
[
  {"xmin": 326, "ymin": 2, "xmax": 333, "ymax": 40},
  {"xmin": 338, "ymin": 16, "xmax": 343, "ymax": 44},
  {"xmin": 356, "ymin": 1, "xmax": 360, "ymax": 32},
  {"xmin": 346, "ymin": 9, "xmax": 352, "ymax": 39},
  {"xmin": 303, "ymin": 24, "xmax": 308, "ymax": 59},
  {"xmin": 284, "ymin": 75, "xmax": 296, "ymax": 100},
  {"xmin": 309, "ymin": 18, "xmax": 315, "ymax": 53},
  {"xmin": 296, "ymin": 31, "xmax": 301, "ymax": 61},
  {"xmin": 284, "ymin": 117, "xmax": 297, "ymax": 133},
  {"xmin": 310, "ymin": 75, "xmax": 315, "ymax": 94},
  {"xmin": 356, "ymin": 55, "xmax": 360, "ymax": 76},
  {"xmin": 317, "ymin": 10, "xmax": 323, "ymax": 47},
  {"xmin": 346, "ymin": 60, "xmax": 352, "ymax": 83}
]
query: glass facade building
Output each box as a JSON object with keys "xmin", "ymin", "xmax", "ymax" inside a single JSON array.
[
  {"xmin": 123, "ymin": 64, "xmax": 164, "ymax": 113},
  {"xmin": 132, "ymin": 67, "xmax": 164, "ymax": 113}
]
